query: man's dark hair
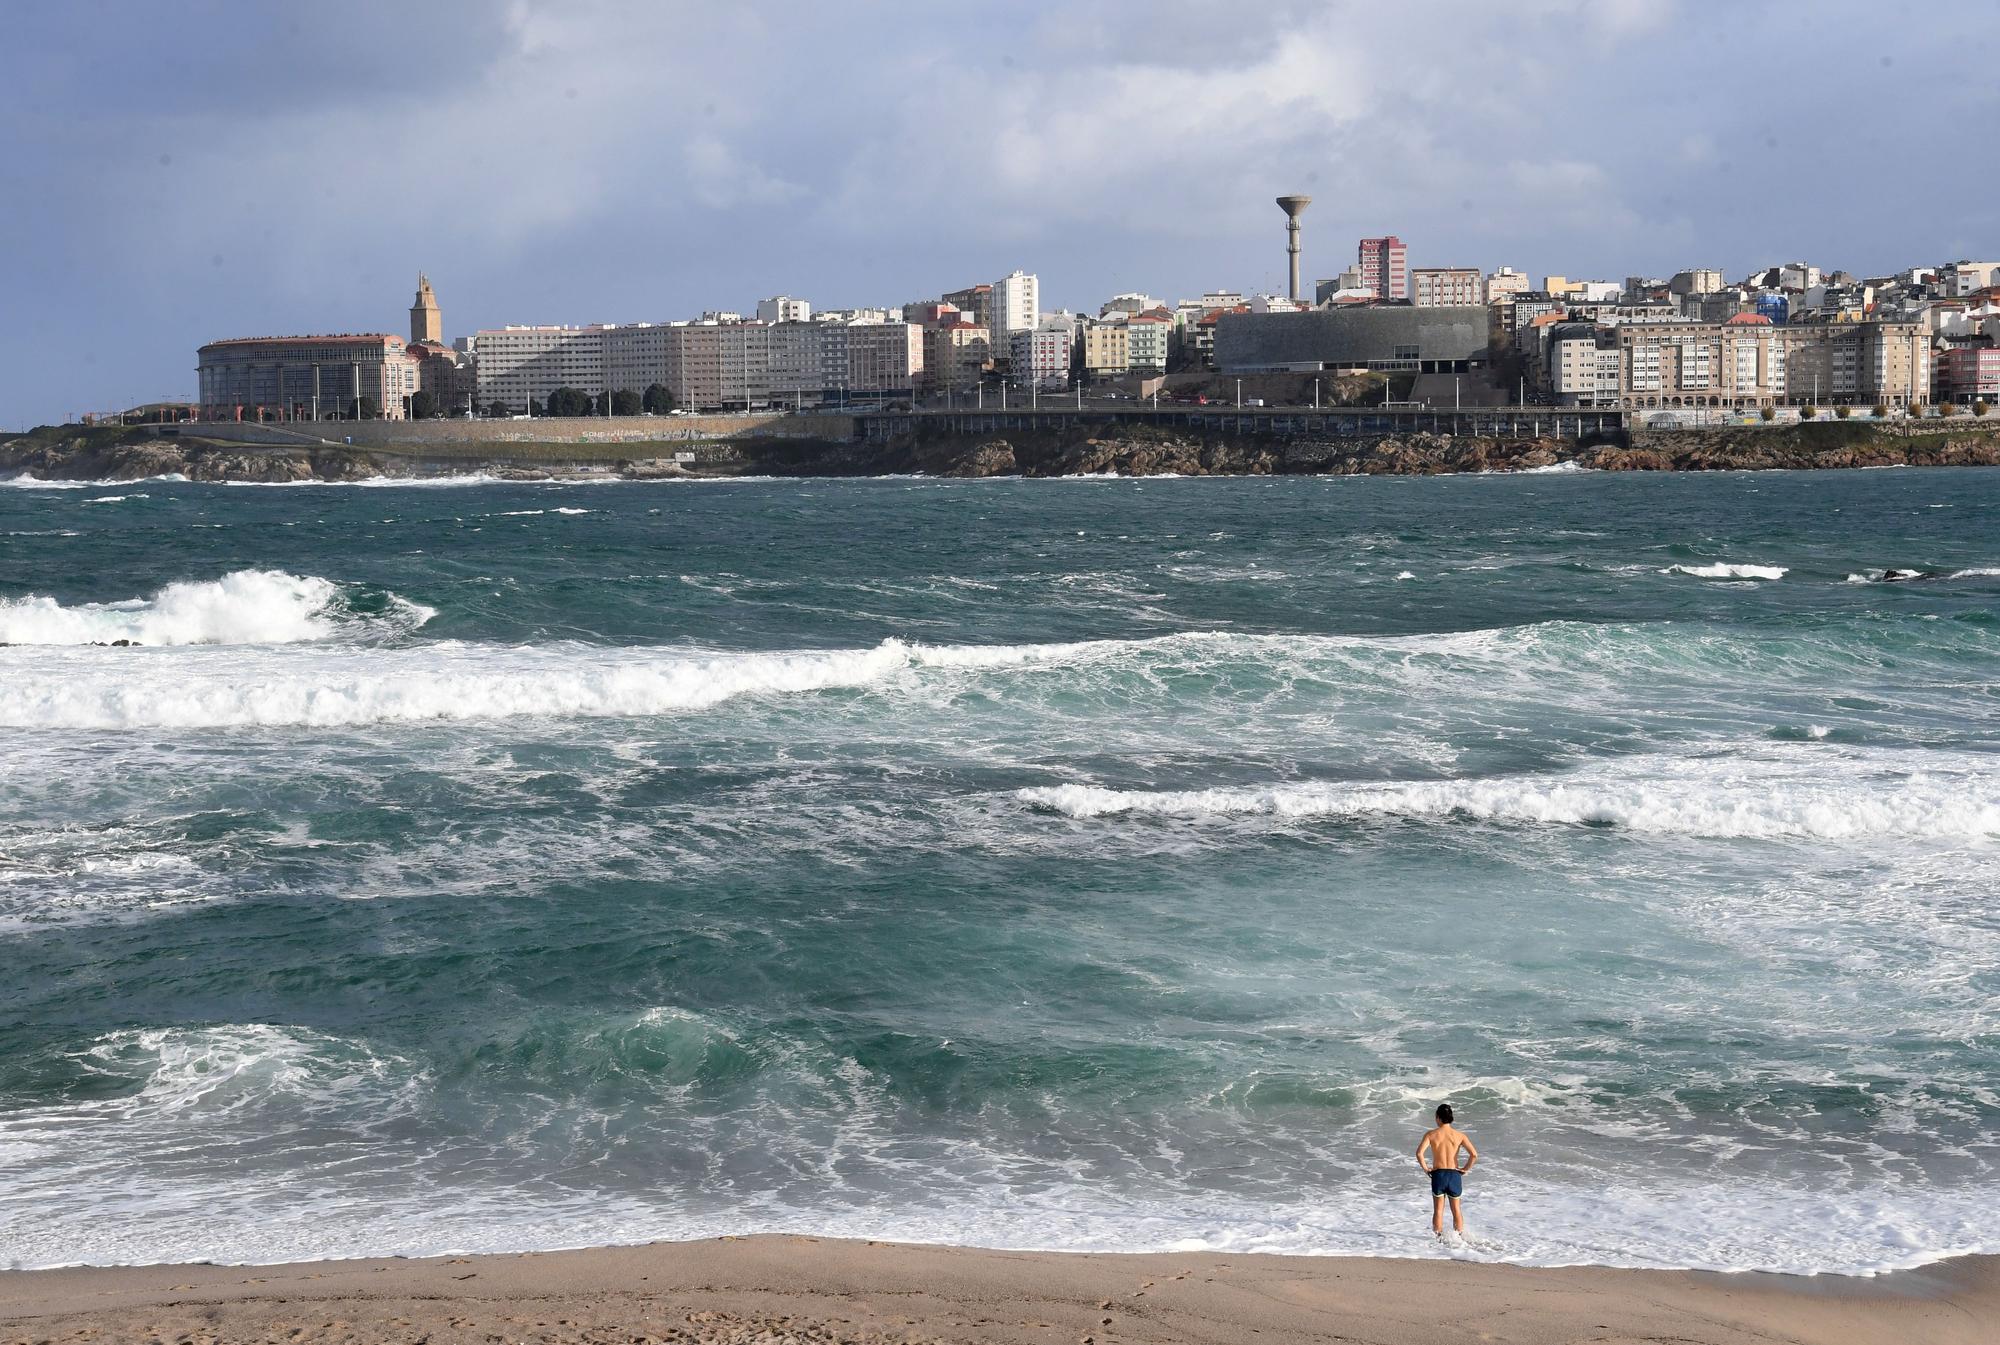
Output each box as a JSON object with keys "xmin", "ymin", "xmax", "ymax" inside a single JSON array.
[{"xmin": 1436, "ymin": 1103, "xmax": 1454, "ymax": 1124}]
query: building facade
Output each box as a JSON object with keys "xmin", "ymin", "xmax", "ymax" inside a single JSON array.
[
  {"xmin": 1596, "ymin": 316, "xmax": 1929, "ymax": 409},
  {"xmin": 660, "ymin": 322, "xmax": 773, "ymax": 410},
  {"xmin": 1214, "ymin": 305, "xmax": 1488, "ymax": 373},
  {"xmin": 471, "ymin": 326, "xmax": 609, "ymax": 410},
  {"xmin": 1082, "ymin": 321, "xmax": 1131, "ymax": 377},
  {"xmin": 1485, "ymin": 267, "xmax": 1531, "ymax": 304},
  {"xmin": 600, "ymin": 324, "xmax": 674, "ymax": 398},
  {"xmin": 990, "ymin": 270, "xmax": 1040, "ymax": 352},
  {"xmin": 756, "ymin": 296, "xmax": 812, "ymax": 324},
  {"xmin": 1411, "ymin": 267, "xmax": 1481, "ymax": 307},
  {"xmin": 1010, "ymin": 319, "xmax": 1075, "ymax": 391},
  {"xmin": 1357, "ymin": 236, "xmax": 1408, "ymax": 300},
  {"xmin": 1935, "ymin": 344, "xmax": 2000, "ymax": 402},
  {"xmin": 1124, "ymin": 313, "xmax": 1171, "ymax": 372},
  {"xmin": 924, "ymin": 322, "xmax": 991, "ymax": 394},
  {"xmin": 409, "ymin": 274, "xmax": 442, "ymax": 345},
  {"xmin": 197, "ymin": 334, "xmax": 419, "ymax": 420},
  {"xmin": 941, "ymin": 284, "xmax": 993, "ymax": 332}
]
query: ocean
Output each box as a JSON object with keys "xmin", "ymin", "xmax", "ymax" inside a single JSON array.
[{"xmin": 1, "ymin": 467, "xmax": 1995, "ymax": 1275}]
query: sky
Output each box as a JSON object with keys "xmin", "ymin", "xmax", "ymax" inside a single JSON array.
[{"xmin": 1, "ymin": 0, "xmax": 1996, "ymax": 427}]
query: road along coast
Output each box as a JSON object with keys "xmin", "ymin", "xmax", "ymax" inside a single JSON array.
[
  {"xmin": 6, "ymin": 418, "xmax": 2000, "ymax": 483},
  {"xmin": 3, "ymin": 1238, "xmax": 1994, "ymax": 1345}
]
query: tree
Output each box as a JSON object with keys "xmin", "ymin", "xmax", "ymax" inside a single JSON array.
[
  {"xmin": 487, "ymin": 399, "xmax": 512, "ymax": 418},
  {"xmin": 1800, "ymin": 404, "xmax": 1816, "ymax": 420},
  {"xmin": 1834, "ymin": 404, "xmax": 1852, "ymax": 419},
  {"xmin": 1872, "ymin": 404, "xmax": 1889, "ymax": 419},
  {"xmin": 410, "ymin": 389, "xmax": 440, "ymax": 420},
  {"xmin": 643, "ymin": 383, "xmax": 675, "ymax": 414},
  {"xmin": 1977, "ymin": 401, "xmax": 1992, "ymax": 418},
  {"xmin": 612, "ymin": 388, "xmax": 642, "ymax": 417},
  {"xmin": 544, "ymin": 386, "xmax": 593, "ymax": 417},
  {"xmin": 1939, "ymin": 402, "xmax": 1958, "ymax": 418},
  {"xmin": 352, "ymin": 396, "xmax": 379, "ymax": 420},
  {"xmin": 593, "ymin": 390, "xmax": 613, "ymax": 416},
  {"xmin": 1759, "ymin": 406, "xmax": 1776, "ymax": 422}
]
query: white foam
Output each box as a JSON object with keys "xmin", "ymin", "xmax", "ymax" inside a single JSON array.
[
  {"xmin": 2, "ymin": 473, "xmax": 184, "ymax": 490},
  {"xmin": 0, "ymin": 1023, "xmax": 1992, "ymax": 1274},
  {"xmin": 1949, "ymin": 566, "xmax": 2000, "ymax": 579},
  {"xmin": 1662, "ymin": 563, "xmax": 1788, "ymax": 580},
  {"xmin": 0, "ymin": 632, "xmax": 1151, "ymax": 730},
  {"xmin": 0, "ymin": 570, "xmax": 433, "ymax": 647},
  {"xmin": 1019, "ymin": 757, "xmax": 2000, "ymax": 841}
]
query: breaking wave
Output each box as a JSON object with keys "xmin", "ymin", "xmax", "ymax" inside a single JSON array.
[
  {"xmin": 1019, "ymin": 760, "xmax": 2000, "ymax": 841},
  {"xmin": 0, "ymin": 570, "xmax": 435, "ymax": 647},
  {"xmin": 1662, "ymin": 562, "xmax": 1788, "ymax": 580}
]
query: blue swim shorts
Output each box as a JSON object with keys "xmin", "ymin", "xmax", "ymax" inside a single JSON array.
[{"xmin": 1430, "ymin": 1168, "xmax": 1463, "ymax": 1199}]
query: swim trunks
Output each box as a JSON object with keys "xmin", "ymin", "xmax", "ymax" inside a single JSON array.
[{"xmin": 1430, "ymin": 1168, "xmax": 1463, "ymax": 1198}]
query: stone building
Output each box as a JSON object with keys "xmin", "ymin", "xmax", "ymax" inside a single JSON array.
[
  {"xmin": 409, "ymin": 274, "xmax": 442, "ymax": 345},
  {"xmin": 197, "ymin": 334, "xmax": 419, "ymax": 420}
]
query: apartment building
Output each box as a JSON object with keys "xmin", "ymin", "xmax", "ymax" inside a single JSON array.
[
  {"xmin": 924, "ymin": 321, "xmax": 991, "ymax": 394},
  {"xmin": 603, "ymin": 324, "xmax": 674, "ymax": 397},
  {"xmin": 472, "ymin": 325, "xmax": 609, "ymax": 409},
  {"xmin": 1548, "ymin": 324, "xmax": 1626, "ymax": 407},
  {"xmin": 1357, "ymin": 236, "xmax": 1408, "ymax": 300},
  {"xmin": 1010, "ymin": 317, "xmax": 1075, "ymax": 391},
  {"xmin": 1939, "ymin": 261, "xmax": 2000, "ymax": 298},
  {"xmin": 1604, "ymin": 315, "xmax": 1928, "ymax": 409},
  {"xmin": 1485, "ymin": 267, "xmax": 1530, "ymax": 304},
  {"xmin": 1935, "ymin": 343, "xmax": 2000, "ymax": 402},
  {"xmin": 990, "ymin": 270, "xmax": 1040, "ymax": 352},
  {"xmin": 1082, "ymin": 321, "xmax": 1131, "ymax": 377},
  {"xmin": 659, "ymin": 322, "xmax": 773, "ymax": 410},
  {"xmin": 1125, "ymin": 313, "xmax": 1171, "ymax": 372},
  {"xmin": 1779, "ymin": 320, "xmax": 1929, "ymax": 407},
  {"xmin": 941, "ymin": 284, "xmax": 993, "ymax": 332},
  {"xmin": 755, "ymin": 296, "xmax": 812, "ymax": 324},
  {"xmin": 197, "ymin": 334, "xmax": 419, "ymax": 420},
  {"xmin": 1411, "ymin": 267, "xmax": 1481, "ymax": 307}
]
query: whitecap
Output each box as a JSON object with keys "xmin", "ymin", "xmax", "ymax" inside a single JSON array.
[{"xmin": 0, "ymin": 571, "xmax": 433, "ymax": 647}]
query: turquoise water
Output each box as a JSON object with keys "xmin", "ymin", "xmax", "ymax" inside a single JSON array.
[{"xmin": 1, "ymin": 467, "xmax": 1995, "ymax": 1273}]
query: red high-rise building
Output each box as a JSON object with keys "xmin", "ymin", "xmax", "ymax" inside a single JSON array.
[{"xmin": 1357, "ymin": 236, "xmax": 1408, "ymax": 301}]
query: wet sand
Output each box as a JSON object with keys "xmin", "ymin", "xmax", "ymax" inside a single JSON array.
[{"xmin": 2, "ymin": 1237, "xmax": 1992, "ymax": 1344}]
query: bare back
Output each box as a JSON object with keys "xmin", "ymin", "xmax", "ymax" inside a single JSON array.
[{"xmin": 1419, "ymin": 1123, "xmax": 1477, "ymax": 1173}]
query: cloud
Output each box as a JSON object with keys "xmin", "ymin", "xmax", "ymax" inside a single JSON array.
[{"xmin": 0, "ymin": 0, "xmax": 1994, "ymax": 427}]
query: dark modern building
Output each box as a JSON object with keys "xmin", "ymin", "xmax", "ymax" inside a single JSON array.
[{"xmin": 1212, "ymin": 305, "xmax": 1491, "ymax": 373}]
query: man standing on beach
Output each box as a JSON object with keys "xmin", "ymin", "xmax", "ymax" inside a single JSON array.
[{"xmin": 1416, "ymin": 1103, "xmax": 1478, "ymax": 1239}]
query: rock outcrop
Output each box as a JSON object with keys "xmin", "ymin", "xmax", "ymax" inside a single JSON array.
[{"xmin": 7, "ymin": 420, "xmax": 2000, "ymax": 484}]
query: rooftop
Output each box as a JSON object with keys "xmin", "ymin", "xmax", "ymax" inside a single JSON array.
[{"xmin": 199, "ymin": 333, "xmax": 402, "ymax": 349}]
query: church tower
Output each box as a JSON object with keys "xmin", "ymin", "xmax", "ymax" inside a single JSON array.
[{"xmin": 409, "ymin": 273, "xmax": 441, "ymax": 345}]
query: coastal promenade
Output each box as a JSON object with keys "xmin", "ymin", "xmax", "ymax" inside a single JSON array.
[{"xmin": 857, "ymin": 405, "xmax": 1627, "ymax": 443}]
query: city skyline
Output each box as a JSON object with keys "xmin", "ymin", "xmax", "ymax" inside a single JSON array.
[{"xmin": 4, "ymin": 0, "xmax": 1997, "ymax": 427}]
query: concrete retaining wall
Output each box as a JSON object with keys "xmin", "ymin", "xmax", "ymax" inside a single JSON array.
[{"xmin": 166, "ymin": 413, "xmax": 856, "ymax": 450}]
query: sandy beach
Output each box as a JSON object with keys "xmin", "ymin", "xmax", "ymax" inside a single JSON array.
[{"xmin": 2, "ymin": 1237, "xmax": 1992, "ymax": 1345}]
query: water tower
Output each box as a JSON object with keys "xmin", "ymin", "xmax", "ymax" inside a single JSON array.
[{"xmin": 1276, "ymin": 195, "xmax": 1312, "ymax": 302}]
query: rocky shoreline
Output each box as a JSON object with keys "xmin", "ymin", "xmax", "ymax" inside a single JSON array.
[{"xmin": 5, "ymin": 420, "xmax": 2000, "ymax": 484}]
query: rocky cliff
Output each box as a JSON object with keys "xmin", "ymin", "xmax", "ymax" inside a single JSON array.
[{"xmin": 7, "ymin": 419, "xmax": 2000, "ymax": 484}]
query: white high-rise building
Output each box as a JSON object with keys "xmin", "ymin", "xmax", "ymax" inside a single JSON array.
[
  {"xmin": 990, "ymin": 270, "xmax": 1040, "ymax": 353},
  {"xmin": 756, "ymin": 295, "xmax": 812, "ymax": 324}
]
